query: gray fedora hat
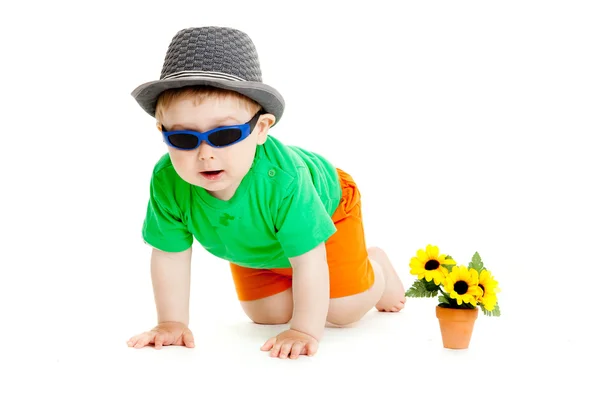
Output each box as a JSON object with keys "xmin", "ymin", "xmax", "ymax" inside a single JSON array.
[{"xmin": 131, "ymin": 26, "xmax": 285, "ymax": 124}]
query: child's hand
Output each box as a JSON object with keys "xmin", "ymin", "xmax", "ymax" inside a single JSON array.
[
  {"xmin": 127, "ymin": 321, "xmax": 195, "ymax": 349},
  {"xmin": 260, "ymin": 329, "xmax": 319, "ymax": 359}
]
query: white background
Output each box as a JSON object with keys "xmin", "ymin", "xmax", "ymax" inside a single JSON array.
[{"xmin": 1, "ymin": 0, "xmax": 598, "ymax": 398}]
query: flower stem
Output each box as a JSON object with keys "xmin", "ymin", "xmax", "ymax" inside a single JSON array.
[{"xmin": 439, "ymin": 290, "xmax": 451, "ymax": 300}]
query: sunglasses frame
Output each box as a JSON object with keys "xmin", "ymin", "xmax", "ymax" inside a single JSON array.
[{"xmin": 161, "ymin": 110, "xmax": 263, "ymax": 150}]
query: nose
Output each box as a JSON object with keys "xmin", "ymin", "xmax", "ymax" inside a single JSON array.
[{"xmin": 197, "ymin": 141, "xmax": 215, "ymax": 160}]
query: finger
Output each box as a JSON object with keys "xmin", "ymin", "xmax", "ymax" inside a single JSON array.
[
  {"xmin": 134, "ymin": 333, "xmax": 154, "ymax": 349},
  {"xmin": 306, "ymin": 340, "xmax": 319, "ymax": 356},
  {"xmin": 128, "ymin": 333, "xmax": 146, "ymax": 347},
  {"xmin": 154, "ymin": 333, "xmax": 164, "ymax": 349},
  {"xmin": 131, "ymin": 334, "xmax": 146, "ymax": 349},
  {"xmin": 183, "ymin": 330, "xmax": 195, "ymax": 348},
  {"xmin": 279, "ymin": 341, "xmax": 294, "ymax": 359},
  {"xmin": 290, "ymin": 342, "xmax": 305, "ymax": 359},
  {"xmin": 260, "ymin": 337, "xmax": 277, "ymax": 351},
  {"xmin": 270, "ymin": 341, "xmax": 283, "ymax": 358}
]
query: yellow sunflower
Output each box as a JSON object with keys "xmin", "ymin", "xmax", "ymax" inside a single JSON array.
[
  {"xmin": 443, "ymin": 266, "xmax": 482, "ymax": 307},
  {"xmin": 477, "ymin": 269, "xmax": 500, "ymax": 311},
  {"xmin": 409, "ymin": 244, "xmax": 456, "ymax": 285}
]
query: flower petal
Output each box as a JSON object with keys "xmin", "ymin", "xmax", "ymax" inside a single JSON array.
[
  {"xmin": 442, "ymin": 255, "xmax": 456, "ymax": 266},
  {"xmin": 426, "ymin": 245, "xmax": 440, "ymax": 259}
]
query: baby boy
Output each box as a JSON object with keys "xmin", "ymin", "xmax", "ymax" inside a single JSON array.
[{"xmin": 127, "ymin": 26, "xmax": 406, "ymax": 359}]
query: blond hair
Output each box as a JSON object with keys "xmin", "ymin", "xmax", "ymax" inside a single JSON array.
[{"xmin": 155, "ymin": 86, "xmax": 261, "ymax": 123}]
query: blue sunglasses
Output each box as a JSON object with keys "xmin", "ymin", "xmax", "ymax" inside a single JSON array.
[{"xmin": 161, "ymin": 110, "xmax": 263, "ymax": 150}]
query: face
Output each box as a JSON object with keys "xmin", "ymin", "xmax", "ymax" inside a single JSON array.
[{"xmin": 159, "ymin": 95, "xmax": 274, "ymax": 201}]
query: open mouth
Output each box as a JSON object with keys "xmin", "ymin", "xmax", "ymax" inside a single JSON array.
[{"xmin": 200, "ymin": 170, "xmax": 224, "ymax": 180}]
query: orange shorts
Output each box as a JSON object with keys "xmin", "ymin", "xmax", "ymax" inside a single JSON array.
[{"xmin": 229, "ymin": 168, "xmax": 375, "ymax": 301}]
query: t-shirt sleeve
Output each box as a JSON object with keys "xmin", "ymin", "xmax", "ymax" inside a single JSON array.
[
  {"xmin": 142, "ymin": 174, "xmax": 193, "ymax": 252},
  {"xmin": 274, "ymin": 166, "xmax": 337, "ymax": 258}
]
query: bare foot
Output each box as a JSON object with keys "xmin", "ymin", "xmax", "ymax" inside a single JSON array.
[{"xmin": 368, "ymin": 247, "xmax": 406, "ymax": 312}]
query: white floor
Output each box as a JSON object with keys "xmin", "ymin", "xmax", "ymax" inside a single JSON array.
[{"xmin": 2, "ymin": 242, "xmax": 597, "ymax": 399}]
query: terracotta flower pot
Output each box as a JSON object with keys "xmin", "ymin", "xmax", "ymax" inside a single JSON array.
[{"xmin": 435, "ymin": 305, "xmax": 478, "ymax": 349}]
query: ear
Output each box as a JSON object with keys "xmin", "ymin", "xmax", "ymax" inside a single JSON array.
[
  {"xmin": 156, "ymin": 121, "xmax": 163, "ymax": 132},
  {"xmin": 256, "ymin": 113, "xmax": 276, "ymax": 145}
]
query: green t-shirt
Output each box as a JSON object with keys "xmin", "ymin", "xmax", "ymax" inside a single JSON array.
[{"xmin": 142, "ymin": 135, "xmax": 342, "ymax": 268}]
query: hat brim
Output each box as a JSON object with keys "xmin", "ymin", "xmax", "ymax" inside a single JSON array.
[{"xmin": 131, "ymin": 77, "xmax": 285, "ymax": 125}]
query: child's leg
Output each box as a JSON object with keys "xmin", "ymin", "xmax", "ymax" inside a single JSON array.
[
  {"xmin": 324, "ymin": 168, "xmax": 406, "ymax": 326},
  {"xmin": 230, "ymin": 253, "xmax": 405, "ymax": 328},
  {"xmin": 229, "ymin": 263, "xmax": 294, "ymax": 324},
  {"xmin": 327, "ymin": 247, "xmax": 405, "ymax": 327},
  {"xmin": 239, "ymin": 288, "xmax": 293, "ymax": 325},
  {"xmin": 370, "ymin": 247, "xmax": 406, "ymax": 312}
]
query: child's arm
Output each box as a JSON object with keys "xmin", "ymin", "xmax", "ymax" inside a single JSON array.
[
  {"xmin": 127, "ymin": 246, "xmax": 194, "ymax": 349},
  {"xmin": 289, "ymin": 242, "xmax": 330, "ymax": 341},
  {"xmin": 151, "ymin": 247, "xmax": 193, "ymax": 325},
  {"xmin": 260, "ymin": 242, "xmax": 329, "ymax": 357}
]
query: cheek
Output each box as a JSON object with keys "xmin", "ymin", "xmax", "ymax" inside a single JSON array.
[
  {"xmin": 227, "ymin": 141, "xmax": 257, "ymax": 168},
  {"xmin": 168, "ymin": 149, "xmax": 196, "ymax": 171}
]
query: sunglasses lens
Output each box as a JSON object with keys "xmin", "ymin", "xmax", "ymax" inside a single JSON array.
[
  {"xmin": 209, "ymin": 128, "xmax": 242, "ymax": 147},
  {"xmin": 168, "ymin": 134, "xmax": 199, "ymax": 150}
]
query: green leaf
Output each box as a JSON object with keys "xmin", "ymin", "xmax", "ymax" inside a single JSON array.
[
  {"xmin": 423, "ymin": 279, "xmax": 441, "ymax": 292},
  {"xmin": 438, "ymin": 295, "xmax": 450, "ymax": 305},
  {"xmin": 481, "ymin": 303, "xmax": 501, "ymax": 317},
  {"xmin": 468, "ymin": 251, "xmax": 485, "ymax": 273},
  {"xmin": 405, "ymin": 279, "xmax": 439, "ymax": 298}
]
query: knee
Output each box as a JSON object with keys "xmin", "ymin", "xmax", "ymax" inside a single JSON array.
[
  {"xmin": 326, "ymin": 310, "xmax": 362, "ymax": 327},
  {"xmin": 242, "ymin": 304, "xmax": 292, "ymax": 325},
  {"xmin": 327, "ymin": 286, "xmax": 380, "ymax": 327},
  {"xmin": 248, "ymin": 310, "xmax": 292, "ymax": 325},
  {"xmin": 240, "ymin": 291, "xmax": 293, "ymax": 325}
]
